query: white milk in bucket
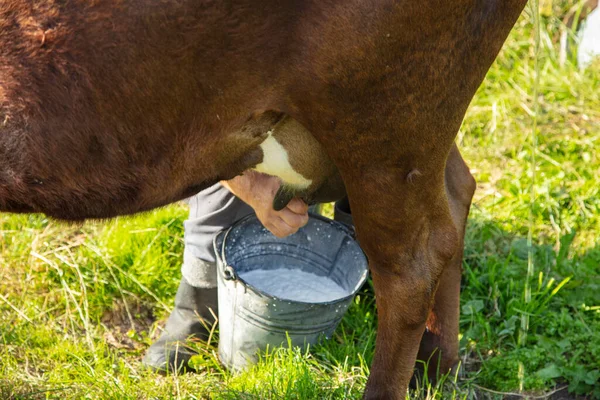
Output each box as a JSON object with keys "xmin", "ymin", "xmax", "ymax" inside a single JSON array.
[{"xmin": 238, "ymin": 268, "xmax": 349, "ymax": 303}]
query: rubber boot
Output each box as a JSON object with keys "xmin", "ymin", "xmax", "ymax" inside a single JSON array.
[
  {"xmin": 142, "ymin": 277, "xmax": 218, "ymax": 374},
  {"xmin": 334, "ymin": 197, "xmax": 353, "ymax": 227}
]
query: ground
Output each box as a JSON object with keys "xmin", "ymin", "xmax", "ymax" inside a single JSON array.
[{"xmin": 1, "ymin": 2, "xmax": 599, "ymax": 399}]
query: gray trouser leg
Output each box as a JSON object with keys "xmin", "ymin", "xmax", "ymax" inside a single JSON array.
[{"xmin": 181, "ymin": 182, "xmax": 254, "ymax": 288}]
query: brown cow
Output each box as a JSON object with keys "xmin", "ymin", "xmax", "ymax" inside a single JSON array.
[{"xmin": 0, "ymin": 1, "xmax": 527, "ymax": 398}]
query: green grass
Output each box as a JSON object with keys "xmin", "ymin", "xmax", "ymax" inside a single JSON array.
[{"xmin": 1, "ymin": 2, "xmax": 600, "ymax": 399}]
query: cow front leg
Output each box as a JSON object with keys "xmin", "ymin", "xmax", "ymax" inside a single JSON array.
[
  {"xmin": 344, "ymin": 163, "xmax": 460, "ymax": 399},
  {"xmin": 413, "ymin": 144, "xmax": 476, "ymax": 385}
]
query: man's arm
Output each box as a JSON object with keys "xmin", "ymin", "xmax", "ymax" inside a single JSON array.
[{"xmin": 221, "ymin": 170, "xmax": 309, "ymax": 238}]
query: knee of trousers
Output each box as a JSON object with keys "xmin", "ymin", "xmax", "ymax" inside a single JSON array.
[{"xmin": 181, "ymin": 250, "xmax": 218, "ymax": 288}]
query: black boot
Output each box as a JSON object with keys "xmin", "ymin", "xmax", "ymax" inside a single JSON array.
[
  {"xmin": 334, "ymin": 197, "xmax": 353, "ymax": 227},
  {"xmin": 142, "ymin": 277, "xmax": 218, "ymax": 374}
]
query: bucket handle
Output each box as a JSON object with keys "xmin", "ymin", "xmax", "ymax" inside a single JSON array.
[
  {"xmin": 223, "ymin": 265, "xmax": 237, "ymax": 281},
  {"xmin": 214, "ymin": 227, "xmax": 239, "ymax": 281}
]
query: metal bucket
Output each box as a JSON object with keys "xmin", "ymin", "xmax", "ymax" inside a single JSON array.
[{"xmin": 213, "ymin": 213, "xmax": 368, "ymax": 371}]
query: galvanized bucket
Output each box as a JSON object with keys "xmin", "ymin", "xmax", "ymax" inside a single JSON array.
[{"xmin": 213, "ymin": 213, "xmax": 368, "ymax": 371}]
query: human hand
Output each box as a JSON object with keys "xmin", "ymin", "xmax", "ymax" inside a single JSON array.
[{"xmin": 222, "ymin": 171, "xmax": 309, "ymax": 238}]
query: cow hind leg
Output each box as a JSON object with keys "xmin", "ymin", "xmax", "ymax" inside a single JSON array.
[
  {"xmin": 412, "ymin": 144, "xmax": 476, "ymax": 387},
  {"xmin": 342, "ymin": 158, "xmax": 461, "ymax": 399}
]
